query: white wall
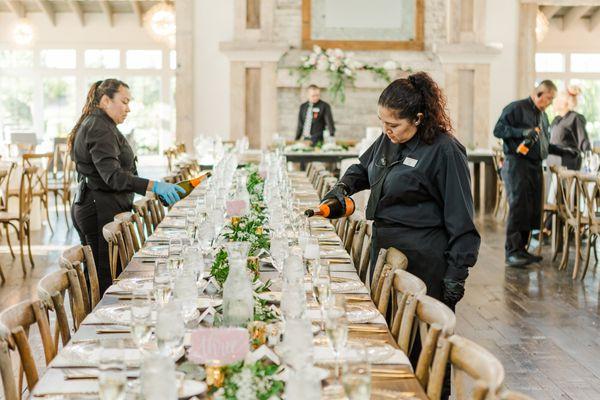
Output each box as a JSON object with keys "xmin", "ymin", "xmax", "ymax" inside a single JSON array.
[
  {"xmin": 192, "ymin": 0, "xmax": 234, "ymax": 138},
  {"xmin": 485, "ymin": 0, "xmax": 520, "ymax": 137}
]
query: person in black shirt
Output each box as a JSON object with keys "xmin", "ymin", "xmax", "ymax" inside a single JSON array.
[
  {"xmin": 323, "ymin": 72, "xmax": 480, "ymax": 400},
  {"xmin": 295, "ymin": 85, "xmax": 335, "ymax": 145},
  {"xmin": 69, "ymin": 79, "xmax": 185, "ymax": 294},
  {"xmin": 493, "ymin": 80, "xmax": 578, "ymax": 268},
  {"xmin": 547, "ymin": 85, "xmax": 590, "ymax": 170}
]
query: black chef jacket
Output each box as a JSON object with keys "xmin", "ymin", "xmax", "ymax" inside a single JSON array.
[
  {"xmin": 72, "ymin": 109, "xmax": 148, "ymax": 213},
  {"xmin": 547, "ymin": 111, "xmax": 590, "ymax": 170},
  {"xmin": 295, "ymin": 100, "xmax": 336, "ymax": 145},
  {"xmin": 493, "ymin": 97, "xmax": 564, "ymax": 161},
  {"xmin": 339, "ymin": 132, "xmax": 480, "ymax": 298}
]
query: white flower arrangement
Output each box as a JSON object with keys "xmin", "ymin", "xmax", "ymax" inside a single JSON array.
[{"xmin": 296, "ymin": 45, "xmax": 410, "ymax": 103}]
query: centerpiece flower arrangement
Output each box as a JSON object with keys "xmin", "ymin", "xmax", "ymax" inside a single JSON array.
[{"xmin": 296, "ymin": 45, "xmax": 409, "ymax": 103}]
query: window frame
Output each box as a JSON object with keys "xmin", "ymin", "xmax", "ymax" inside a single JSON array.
[{"xmin": 0, "ymin": 44, "xmax": 175, "ymax": 155}]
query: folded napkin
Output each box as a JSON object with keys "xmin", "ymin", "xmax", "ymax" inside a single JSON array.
[
  {"xmin": 313, "ymin": 346, "xmax": 410, "ymax": 366},
  {"xmin": 305, "ymin": 308, "xmax": 384, "ymax": 325},
  {"xmin": 32, "ymin": 369, "xmax": 100, "ymax": 397}
]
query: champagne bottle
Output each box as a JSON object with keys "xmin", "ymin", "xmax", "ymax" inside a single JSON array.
[
  {"xmin": 158, "ymin": 171, "xmax": 211, "ymax": 207},
  {"xmin": 516, "ymin": 128, "xmax": 539, "ymax": 155},
  {"xmin": 304, "ymin": 196, "xmax": 355, "ymax": 219}
]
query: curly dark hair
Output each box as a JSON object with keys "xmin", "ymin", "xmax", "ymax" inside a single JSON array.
[
  {"xmin": 68, "ymin": 78, "xmax": 129, "ymax": 150},
  {"xmin": 378, "ymin": 72, "xmax": 453, "ymax": 144}
]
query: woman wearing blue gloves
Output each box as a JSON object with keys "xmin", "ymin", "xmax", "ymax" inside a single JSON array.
[{"xmin": 69, "ymin": 79, "xmax": 184, "ymax": 294}]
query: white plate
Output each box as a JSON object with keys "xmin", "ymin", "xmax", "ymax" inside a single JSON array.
[
  {"xmin": 117, "ymin": 278, "xmax": 153, "ymax": 292},
  {"xmin": 331, "ymin": 280, "xmax": 364, "ymax": 294},
  {"xmin": 140, "ymin": 244, "xmax": 168, "ymax": 257},
  {"xmin": 148, "ymin": 229, "xmax": 188, "ymax": 242},
  {"xmin": 346, "ymin": 304, "xmax": 380, "ymax": 324},
  {"xmin": 277, "ymin": 366, "xmax": 329, "ymax": 381},
  {"xmin": 315, "ymin": 341, "xmax": 395, "ymax": 364}
]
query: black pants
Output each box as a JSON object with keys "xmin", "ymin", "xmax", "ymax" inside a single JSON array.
[
  {"xmin": 502, "ymin": 156, "xmax": 543, "ymax": 257},
  {"xmin": 71, "ymin": 191, "xmax": 114, "ymax": 295}
]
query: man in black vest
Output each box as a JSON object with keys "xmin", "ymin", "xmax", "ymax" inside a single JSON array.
[
  {"xmin": 494, "ymin": 80, "xmax": 578, "ymax": 268},
  {"xmin": 295, "ymin": 85, "xmax": 336, "ymax": 145}
]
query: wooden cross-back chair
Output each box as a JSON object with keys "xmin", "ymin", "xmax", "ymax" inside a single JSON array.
[
  {"xmin": 47, "ymin": 148, "xmax": 76, "ymax": 229},
  {"xmin": 428, "ymin": 335, "xmax": 505, "ymax": 400},
  {"xmin": 133, "ymin": 196, "xmax": 155, "ymax": 237},
  {"xmin": 0, "ymin": 166, "xmax": 36, "ymax": 274},
  {"xmin": 557, "ymin": 170, "xmax": 582, "ymax": 274},
  {"xmin": 370, "ymin": 246, "xmax": 408, "ymax": 294},
  {"xmin": 356, "ymin": 221, "xmax": 372, "ymax": 283},
  {"xmin": 349, "ymin": 219, "xmax": 367, "ymax": 269},
  {"xmin": 544, "ymin": 165, "xmax": 566, "ymax": 261},
  {"xmin": 0, "ymin": 162, "xmax": 16, "ymax": 212},
  {"xmin": 102, "ymin": 221, "xmax": 131, "ymax": 282},
  {"xmin": 574, "ymin": 173, "xmax": 600, "ymax": 281},
  {"xmin": 37, "ymin": 269, "xmax": 86, "ymax": 348},
  {"xmin": 389, "ymin": 269, "xmax": 427, "ymax": 349},
  {"xmin": 114, "ymin": 211, "xmax": 146, "ymax": 250},
  {"xmin": 146, "ymin": 193, "xmax": 165, "ymax": 227},
  {"xmin": 59, "ymin": 244, "xmax": 100, "ymax": 314},
  {"xmin": 21, "ymin": 152, "xmax": 54, "ymax": 234},
  {"xmin": 0, "ymin": 300, "xmax": 55, "ymax": 400},
  {"xmin": 399, "ymin": 294, "xmax": 456, "ymax": 394},
  {"xmin": 0, "ymin": 169, "xmax": 7, "ymax": 283}
]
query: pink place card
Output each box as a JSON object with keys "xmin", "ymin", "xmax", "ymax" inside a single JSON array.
[
  {"xmin": 226, "ymin": 199, "xmax": 247, "ymax": 217},
  {"xmin": 188, "ymin": 327, "xmax": 250, "ymax": 365}
]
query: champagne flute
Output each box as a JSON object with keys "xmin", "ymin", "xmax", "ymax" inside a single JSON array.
[
  {"xmin": 185, "ymin": 211, "xmax": 196, "ymax": 240},
  {"xmin": 325, "ymin": 295, "xmax": 349, "ymax": 380},
  {"xmin": 312, "ymin": 262, "xmax": 331, "ymax": 334},
  {"xmin": 303, "ymin": 237, "xmax": 320, "ymax": 276},
  {"xmin": 153, "ymin": 260, "xmax": 172, "ymax": 308}
]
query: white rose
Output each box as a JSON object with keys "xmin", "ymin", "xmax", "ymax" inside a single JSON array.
[
  {"xmin": 325, "ymin": 48, "xmax": 334, "ymax": 57},
  {"xmin": 313, "ymin": 45, "xmax": 322, "ymax": 54},
  {"xmin": 383, "ymin": 60, "xmax": 397, "ymax": 71},
  {"xmin": 334, "ymin": 48, "xmax": 344, "ymax": 58},
  {"xmin": 330, "ymin": 64, "xmax": 337, "ymax": 72},
  {"xmin": 317, "ymin": 58, "xmax": 329, "ymax": 71},
  {"xmin": 343, "ymin": 67, "xmax": 353, "ymax": 76},
  {"xmin": 308, "ymin": 54, "xmax": 317, "ymax": 65}
]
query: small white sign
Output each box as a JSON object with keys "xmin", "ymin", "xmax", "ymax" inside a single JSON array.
[{"xmin": 403, "ymin": 157, "xmax": 418, "ymax": 167}]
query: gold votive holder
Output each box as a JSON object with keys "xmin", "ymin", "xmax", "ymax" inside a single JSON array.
[
  {"xmin": 231, "ymin": 216, "xmax": 241, "ymax": 227},
  {"xmin": 247, "ymin": 256, "xmax": 260, "ymax": 278},
  {"xmin": 255, "ymin": 226, "xmax": 264, "ymax": 235},
  {"xmin": 247, "ymin": 321, "xmax": 267, "ymax": 349},
  {"xmin": 205, "ymin": 361, "xmax": 225, "ymax": 389}
]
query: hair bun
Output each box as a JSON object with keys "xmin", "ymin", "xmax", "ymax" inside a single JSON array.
[{"xmin": 567, "ymin": 84, "xmax": 581, "ymax": 97}]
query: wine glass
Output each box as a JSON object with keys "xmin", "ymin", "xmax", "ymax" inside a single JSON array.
[
  {"xmin": 153, "ymin": 260, "xmax": 172, "ymax": 308},
  {"xmin": 129, "ymin": 290, "xmax": 153, "ymax": 353},
  {"xmin": 98, "ymin": 339, "xmax": 126, "ymax": 400},
  {"xmin": 325, "ymin": 295, "xmax": 349, "ymax": 380},
  {"xmin": 303, "ymin": 237, "xmax": 320, "ymax": 276}
]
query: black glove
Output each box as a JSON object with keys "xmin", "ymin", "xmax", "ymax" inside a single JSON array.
[
  {"xmin": 562, "ymin": 147, "xmax": 579, "ymax": 158},
  {"xmin": 323, "ymin": 182, "xmax": 349, "ymax": 213},
  {"xmin": 442, "ymin": 278, "xmax": 465, "ymax": 309},
  {"xmin": 522, "ymin": 128, "xmax": 539, "ymax": 142}
]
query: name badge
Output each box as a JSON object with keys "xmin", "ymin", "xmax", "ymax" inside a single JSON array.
[
  {"xmin": 403, "ymin": 157, "xmax": 418, "ymax": 167},
  {"xmin": 312, "ymin": 108, "xmax": 320, "ymax": 112}
]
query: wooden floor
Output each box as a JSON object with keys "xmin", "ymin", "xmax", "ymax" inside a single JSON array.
[{"xmin": 1, "ymin": 205, "xmax": 600, "ymax": 399}]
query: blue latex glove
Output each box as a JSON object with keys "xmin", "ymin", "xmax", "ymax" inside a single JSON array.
[{"xmin": 151, "ymin": 181, "xmax": 186, "ymax": 206}]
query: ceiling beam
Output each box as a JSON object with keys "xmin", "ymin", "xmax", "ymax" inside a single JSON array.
[
  {"xmin": 540, "ymin": 5, "xmax": 561, "ymax": 19},
  {"xmin": 3, "ymin": 0, "xmax": 26, "ymax": 18},
  {"xmin": 34, "ymin": 0, "xmax": 56, "ymax": 26},
  {"xmin": 589, "ymin": 8, "xmax": 600, "ymax": 31},
  {"xmin": 99, "ymin": 0, "xmax": 114, "ymax": 27},
  {"xmin": 130, "ymin": 0, "xmax": 143, "ymax": 27},
  {"xmin": 563, "ymin": 6, "xmax": 591, "ymax": 30},
  {"xmin": 66, "ymin": 0, "xmax": 84, "ymax": 26}
]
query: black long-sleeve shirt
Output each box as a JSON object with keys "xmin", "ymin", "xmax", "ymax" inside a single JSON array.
[
  {"xmin": 295, "ymin": 100, "xmax": 335, "ymax": 144},
  {"xmin": 547, "ymin": 110, "xmax": 590, "ymax": 169},
  {"xmin": 493, "ymin": 97, "xmax": 563, "ymax": 162},
  {"xmin": 339, "ymin": 131, "xmax": 480, "ymax": 280},
  {"xmin": 72, "ymin": 109, "xmax": 148, "ymax": 196}
]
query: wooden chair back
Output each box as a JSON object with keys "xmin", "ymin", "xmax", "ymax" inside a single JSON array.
[
  {"xmin": 0, "ymin": 161, "xmax": 16, "ymax": 212},
  {"xmin": 428, "ymin": 335, "xmax": 505, "ymax": 400},
  {"xmin": 22, "ymin": 152, "xmax": 52, "ymax": 191},
  {"xmin": 37, "ymin": 269, "xmax": 86, "ymax": 346},
  {"xmin": 357, "ymin": 222, "xmax": 372, "ymax": 283},
  {"xmin": 114, "ymin": 211, "xmax": 145, "ymax": 250},
  {"xmin": 557, "ymin": 169, "xmax": 579, "ymax": 224},
  {"xmin": 133, "ymin": 196, "xmax": 155, "ymax": 237},
  {"xmin": 371, "ymin": 263, "xmax": 396, "ymax": 316},
  {"xmin": 146, "ymin": 193, "xmax": 165, "ymax": 226},
  {"xmin": 350, "ymin": 220, "xmax": 368, "ymax": 268},
  {"xmin": 342, "ymin": 217, "xmax": 359, "ymax": 253},
  {"xmin": 409, "ymin": 295, "xmax": 456, "ymax": 391},
  {"xmin": 18, "ymin": 167, "xmax": 37, "ymax": 222},
  {"xmin": 102, "ymin": 221, "xmax": 130, "ymax": 282},
  {"xmin": 389, "ymin": 269, "xmax": 427, "ymax": 351},
  {"xmin": 59, "ymin": 244, "xmax": 100, "ymax": 313},
  {"xmin": 0, "ymin": 300, "xmax": 55, "ymax": 399}
]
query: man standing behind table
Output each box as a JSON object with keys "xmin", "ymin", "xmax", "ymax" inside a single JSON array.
[
  {"xmin": 295, "ymin": 84, "xmax": 336, "ymax": 145},
  {"xmin": 494, "ymin": 80, "xmax": 578, "ymax": 268}
]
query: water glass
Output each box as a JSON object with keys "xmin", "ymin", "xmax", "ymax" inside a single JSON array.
[
  {"xmin": 173, "ymin": 270, "xmax": 199, "ymax": 326},
  {"xmin": 153, "ymin": 260, "xmax": 172, "ymax": 307},
  {"xmin": 270, "ymin": 235, "xmax": 289, "ymax": 272},
  {"xmin": 129, "ymin": 290, "xmax": 153, "ymax": 352},
  {"xmin": 168, "ymin": 238, "xmax": 183, "ymax": 257},
  {"xmin": 141, "ymin": 353, "xmax": 178, "ymax": 400},
  {"xmin": 285, "ymin": 368, "xmax": 322, "ymax": 400},
  {"xmin": 280, "ymin": 277, "xmax": 306, "ymax": 321},
  {"xmin": 281, "ymin": 318, "xmax": 314, "ymax": 371},
  {"xmin": 155, "ymin": 302, "xmax": 185, "ymax": 357},
  {"xmin": 342, "ymin": 344, "xmax": 371, "ymax": 400},
  {"xmin": 283, "ymin": 246, "xmax": 304, "ymax": 282},
  {"xmin": 185, "ymin": 212, "xmax": 196, "ymax": 240},
  {"xmin": 98, "ymin": 339, "xmax": 126, "ymax": 400}
]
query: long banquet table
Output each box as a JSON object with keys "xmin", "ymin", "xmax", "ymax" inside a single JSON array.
[{"xmin": 30, "ymin": 170, "xmax": 427, "ymax": 399}]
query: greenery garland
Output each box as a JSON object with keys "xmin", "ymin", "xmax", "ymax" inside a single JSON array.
[{"xmin": 212, "ymin": 360, "xmax": 284, "ymax": 400}]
